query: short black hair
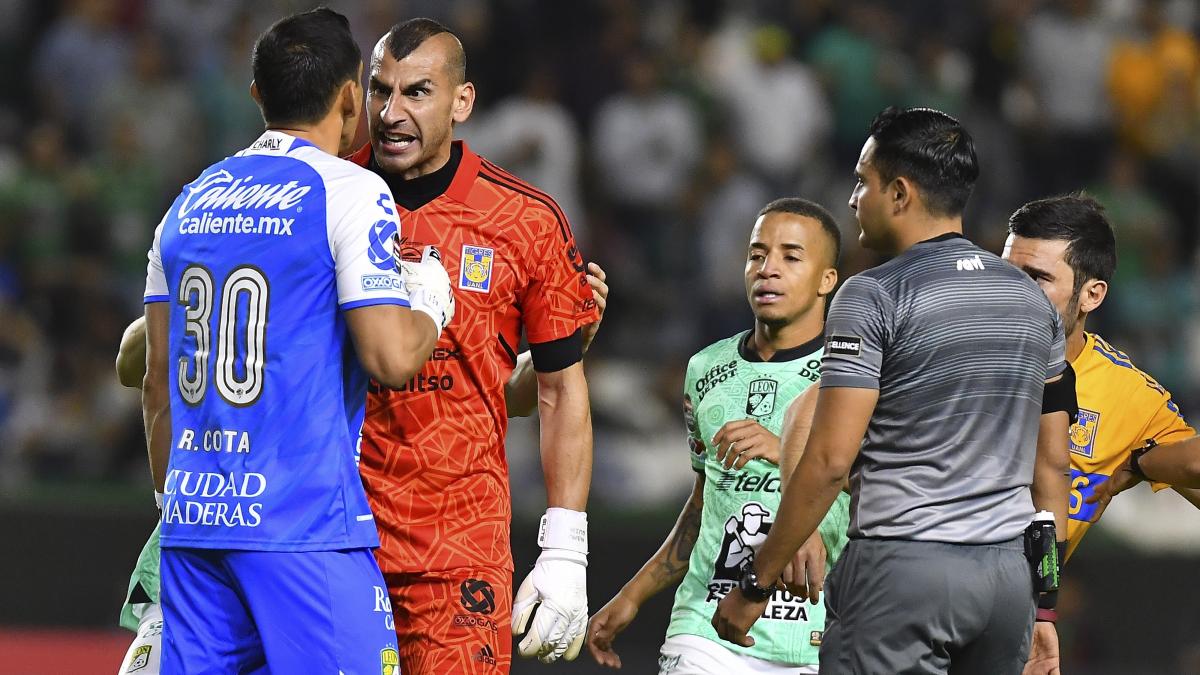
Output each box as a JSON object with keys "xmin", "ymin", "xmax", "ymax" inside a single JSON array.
[
  {"xmin": 251, "ymin": 7, "xmax": 361, "ymax": 126},
  {"xmin": 758, "ymin": 197, "xmax": 843, "ymax": 267},
  {"xmin": 866, "ymin": 106, "xmax": 979, "ymax": 217},
  {"xmin": 1007, "ymin": 193, "xmax": 1117, "ymax": 290},
  {"xmin": 383, "ymin": 18, "xmax": 466, "ymax": 84}
]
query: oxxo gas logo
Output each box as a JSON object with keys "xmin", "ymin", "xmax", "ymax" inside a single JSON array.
[{"xmin": 455, "ymin": 578, "xmax": 500, "ymax": 633}]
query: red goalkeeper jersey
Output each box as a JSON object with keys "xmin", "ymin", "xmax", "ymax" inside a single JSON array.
[{"xmin": 349, "ymin": 141, "xmax": 597, "ymax": 573}]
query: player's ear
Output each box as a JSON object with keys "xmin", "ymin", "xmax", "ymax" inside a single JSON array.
[
  {"xmin": 890, "ymin": 176, "xmax": 911, "ymax": 215},
  {"xmin": 250, "ymin": 80, "xmax": 263, "ymax": 107},
  {"xmin": 338, "ymin": 78, "xmax": 359, "ymax": 120},
  {"xmin": 452, "ymin": 81, "xmax": 475, "ymax": 125},
  {"xmin": 1078, "ymin": 278, "xmax": 1107, "ymax": 314},
  {"xmin": 818, "ymin": 267, "xmax": 838, "ymax": 297}
]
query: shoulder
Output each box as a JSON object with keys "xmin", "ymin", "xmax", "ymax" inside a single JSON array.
[
  {"xmin": 473, "ymin": 155, "xmax": 571, "ymax": 235},
  {"xmin": 687, "ymin": 334, "xmax": 743, "ymax": 375},
  {"xmin": 298, "ymin": 148, "xmax": 389, "ymax": 202},
  {"xmin": 1085, "ymin": 334, "xmax": 1170, "ymax": 395}
]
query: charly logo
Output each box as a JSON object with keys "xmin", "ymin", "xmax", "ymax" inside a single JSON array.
[
  {"xmin": 178, "ymin": 169, "xmax": 311, "ymax": 218},
  {"xmin": 460, "ymin": 578, "xmax": 496, "ymax": 615},
  {"xmin": 367, "ymin": 219, "xmax": 399, "ymax": 271}
]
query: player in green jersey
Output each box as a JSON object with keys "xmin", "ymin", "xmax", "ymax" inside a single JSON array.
[{"xmin": 586, "ymin": 198, "xmax": 849, "ymax": 674}]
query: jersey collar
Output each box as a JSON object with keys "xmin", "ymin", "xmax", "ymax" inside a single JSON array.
[
  {"xmin": 238, "ymin": 130, "xmax": 315, "ymax": 156},
  {"xmin": 349, "ymin": 140, "xmax": 480, "ymax": 210},
  {"xmin": 738, "ymin": 330, "xmax": 825, "ymax": 363}
]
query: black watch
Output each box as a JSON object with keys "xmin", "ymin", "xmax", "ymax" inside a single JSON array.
[
  {"xmin": 738, "ymin": 566, "xmax": 773, "ymax": 603},
  {"xmin": 1129, "ymin": 439, "xmax": 1157, "ymax": 481}
]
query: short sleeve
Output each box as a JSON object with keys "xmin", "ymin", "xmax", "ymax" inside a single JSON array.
[
  {"xmin": 327, "ymin": 173, "xmax": 410, "ymax": 311},
  {"xmin": 1138, "ymin": 379, "xmax": 1197, "ymax": 492},
  {"xmin": 144, "ymin": 217, "xmax": 169, "ymax": 304},
  {"xmin": 518, "ymin": 203, "xmax": 598, "ymax": 345},
  {"xmin": 820, "ymin": 275, "xmax": 891, "ymax": 389},
  {"xmin": 1046, "ymin": 307, "xmax": 1068, "ymax": 379}
]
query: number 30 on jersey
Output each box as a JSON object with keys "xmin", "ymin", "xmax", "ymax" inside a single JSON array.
[{"xmin": 177, "ymin": 264, "xmax": 269, "ymax": 407}]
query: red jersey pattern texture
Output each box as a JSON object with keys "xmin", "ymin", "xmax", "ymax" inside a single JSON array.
[{"xmin": 350, "ymin": 141, "xmax": 598, "ymax": 574}]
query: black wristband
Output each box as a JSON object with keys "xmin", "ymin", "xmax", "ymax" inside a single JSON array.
[
  {"xmin": 1130, "ymin": 439, "xmax": 1157, "ymax": 482},
  {"xmin": 1038, "ymin": 589, "xmax": 1058, "ymax": 610}
]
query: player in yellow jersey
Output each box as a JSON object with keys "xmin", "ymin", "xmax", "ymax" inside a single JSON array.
[{"xmin": 1002, "ymin": 193, "xmax": 1200, "ymax": 674}]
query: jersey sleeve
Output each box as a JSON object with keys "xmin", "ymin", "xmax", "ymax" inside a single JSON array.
[
  {"xmin": 327, "ymin": 172, "xmax": 410, "ymax": 311},
  {"xmin": 1045, "ymin": 305, "xmax": 1068, "ymax": 379},
  {"xmin": 144, "ymin": 217, "xmax": 168, "ymax": 304},
  {"xmin": 518, "ymin": 203, "xmax": 598, "ymax": 345},
  {"xmin": 820, "ymin": 275, "xmax": 892, "ymax": 389},
  {"xmin": 682, "ymin": 357, "xmax": 705, "ymax": 473},
  {"xmin": 1137, "ymin": 378, "xmax": 1196, "ymax": 491}
]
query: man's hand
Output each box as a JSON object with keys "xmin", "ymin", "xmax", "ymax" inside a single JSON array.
[
  {"xmin": 513, "ymin": 508, "xmax": 589, "ymax": 663},
  {"xmin": 1085, "ymin": 458, "xmax": 1143, "ymax": 522},
  {"xmin": 781, "ymin": 531, "xmax": 825, "ymax": 604},
  {"xmin": 1022, "ymin": 621, "xmax": 1061, "ymax": 675},
  {"xmin": 712, "ymin": 420, "xmax": 781, "ymax": 469},
  {"xmin": 711, "ymin": 586, "xmax": 768, "ymax": 648},
  {"xmin": 586, "ymin": 594, "xmax": 638, "ymax": 668},
  {"xmin": 582, "ymin": 262, "xmax": 608, "ymax": 354},
  {"xmin": 399, "ymin": 244, "xmax": 455, "ymax": 331}
]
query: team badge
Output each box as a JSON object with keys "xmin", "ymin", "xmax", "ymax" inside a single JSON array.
[
  {"xmin": 126, "ymin": 645, "xmax": 152, "ymax": 672},
  {"xmin": 1069, "ymin": 408, "xmax": 1100, "ymax": 458},
  {"xmin": 460, "ymin": 244, "xmax": 494, "ymax": 293},
  {"xmin": 746, "ymin": 379, "xmax": 778, "ymax": 417},
  {"xmin": 810, "ymin": 630, "xmax": 823, "ymax": 646},
  {"xmin": 381, "ymin": 646, "xmax": 400, "ymax": 675}
]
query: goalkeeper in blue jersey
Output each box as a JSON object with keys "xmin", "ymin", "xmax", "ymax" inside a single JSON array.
[
  {"xmin": 139, "ymin": 9, "xmax": 456, "ymax": 672},
  {"xmin": 586, "ymin": 198, "xmax": 850, "ymax": 673}
]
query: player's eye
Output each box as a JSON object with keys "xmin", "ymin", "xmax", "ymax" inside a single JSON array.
[{"xmin": 748, "ymin": 253, "xmax": 764, "ymax": 262}]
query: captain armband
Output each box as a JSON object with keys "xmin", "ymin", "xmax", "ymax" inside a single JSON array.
[{"xmin": 1042, "ymin": 363, "xmax": 1078, "ymax": 424}]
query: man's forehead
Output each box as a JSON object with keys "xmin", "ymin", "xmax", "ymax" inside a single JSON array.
[
  {"xmin": 370, "ymin": 36, "xmax": 440, "ymax": 77},
  {"xmin": 1004, "ymin": 234, "xmax": 1070, "ymax": 263}
]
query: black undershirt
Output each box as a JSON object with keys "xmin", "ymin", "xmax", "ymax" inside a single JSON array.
[{"xmin": 370, "ymin": 143, "xmax": 463, "ymax": 211}]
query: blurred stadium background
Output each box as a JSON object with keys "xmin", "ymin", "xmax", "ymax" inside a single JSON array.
[{"xmin": 1, "ymin": 0, "xmax": 1199, "ymax": 672}]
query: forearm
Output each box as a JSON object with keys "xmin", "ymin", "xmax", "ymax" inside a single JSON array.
[
  {"xmin": 618, "ymin": 484, "xmax": 703, "ymax": 606},
  {"xmin": 504, "ymin": 351, "xmax": 538, "ymax": 418},
  {"xmin": 754, "ymin": 449, "xmax": 846, "ymax": 582},
  {"xmin": 538, "ymin": 364, "xmax": 592, "ymax": 510},
  {"xmin": 1141, "ymin": 438, "xmax": 1200, "ymax": 487},
  {"xmin": 142, "ymin": 376, "xmax": 171, "ymax": 491},
  {"xmin": 1032, "ymin": 411, "xmax": 1071, "ymax": 536}
]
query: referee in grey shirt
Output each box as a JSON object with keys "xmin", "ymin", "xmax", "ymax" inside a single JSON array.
[{"xmin": 713, "ymin": 107, "xmax": 1073, "ymax": 674}]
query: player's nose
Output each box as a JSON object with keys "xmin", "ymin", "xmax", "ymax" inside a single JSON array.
[{"xmin": 379, "ymin": 95, "xmax": 407, "ymax": 126}]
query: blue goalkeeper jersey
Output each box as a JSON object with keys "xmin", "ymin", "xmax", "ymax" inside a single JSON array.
[{"xmin": 144, "ymin": 131, "xmax": 410, "ymax": 551}]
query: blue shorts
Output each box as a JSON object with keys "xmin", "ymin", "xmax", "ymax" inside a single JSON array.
[{"xmin": 160, "ymin": 547, "xmax": 398, "ymax": 674}]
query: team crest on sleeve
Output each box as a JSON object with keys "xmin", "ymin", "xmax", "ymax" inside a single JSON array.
[
  {"xmin": 459, "ymin": 244, "xmax": 494, "ymax": 293},
  {"xmin": 746, "ymin": 379, "xmax": 778, "ymax": 417},
  {"xmin": 1069, "ymin": 408, "xmax": 1100, "ymax": 458}
]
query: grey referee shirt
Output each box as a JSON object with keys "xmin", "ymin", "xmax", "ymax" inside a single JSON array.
[{"xmin": 822, "ymin": 233, "xmax": 1066, "ymax": 544}]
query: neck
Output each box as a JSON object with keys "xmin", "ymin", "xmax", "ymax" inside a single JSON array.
[
  {"xmin": 266, "ymin": 115, "xmax": 343, "ymax": 156},
  {"xmin": 1066, "ymin": 322, "xmax": 1086, "ymax": 363},
  {"xmin": 403, "ymin": 143, "xmax": 453, "ymax": 180},
  {"xmin": 750, "ymin": 307, "xmax": 824, "ymax": 360},
  {"xmin": 892, "ymin": 215, "xmax": 963, "ymax": 253}
]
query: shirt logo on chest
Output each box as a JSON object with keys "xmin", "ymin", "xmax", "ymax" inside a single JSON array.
[
  {"xmin": 460, "ymin": 244, "xmax": 494, "ymax": 293},
  {"xmin": 1069, "ymin": 408, "xmax": 1100, "ymax": 458},
  {"xmin": 746, "ymin": 379, "xmax": 778, "ymax": 417}
]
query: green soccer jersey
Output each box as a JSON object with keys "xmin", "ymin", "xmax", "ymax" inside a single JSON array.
[
  {"xmin": 119, "ymin": 522, "xmax": 161, "ymax": 632},
  {"xmin": 666, "ymin": 331, "xmax": 850, "ymax": 666}
]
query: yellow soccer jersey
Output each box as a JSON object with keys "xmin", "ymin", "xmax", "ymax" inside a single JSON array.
[{"xmin": 1066, "ymin": 332, "xmax": 1195, "ymax": 560}]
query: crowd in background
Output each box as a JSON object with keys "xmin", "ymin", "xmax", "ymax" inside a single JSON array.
[{"xmin": 2, "ymin": 0, "xmax": 1199, "ymax": 522}]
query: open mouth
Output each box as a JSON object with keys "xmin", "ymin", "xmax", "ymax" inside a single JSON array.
[
  {"xmin": 378, "ymin": 131, "xmax": 417, "ymax": 153},
  {"xmin": 754, "ymin": 289, "xmax": 783, "ymax": 303}
]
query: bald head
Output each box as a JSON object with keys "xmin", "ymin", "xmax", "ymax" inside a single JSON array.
[{"xmin": 379, "ymin": 18, "xmax": 466, "ymax": 85}]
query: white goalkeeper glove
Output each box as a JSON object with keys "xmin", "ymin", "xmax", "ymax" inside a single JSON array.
[
  {"xmin": 512, "ymin": 508, "xmax": 588, "ymax": 663},
  {"xmin": 399, "ymin": 245, "xmax": 455, "ymax": 332}
]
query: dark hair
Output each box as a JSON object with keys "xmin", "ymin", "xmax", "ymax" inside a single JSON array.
[
  {"xmin": 1007, "ymin": 193, "xmax": 1117, "ymax": 289},
  {"xmin": 384, "ymin": 18, "xmax": 466, "ymax": 84},
  {"xmin": 251, "ymin": 8, "xmax": 361, "ymax": 126},
  {"xmin": 758, "ymin": 197, "xmax": 843, "ymax": 267},
  {"xmin": 866, "ymin": 106, "xmax": 979, "ymax": 217}
]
